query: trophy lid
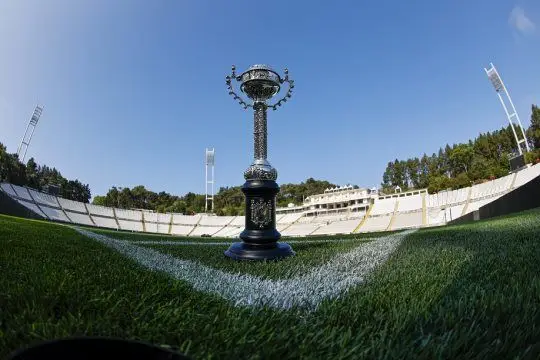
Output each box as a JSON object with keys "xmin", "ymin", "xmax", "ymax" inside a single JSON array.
[{"xmin": 247, "ymin": 64, "xmax": 275, "ymax": 72}]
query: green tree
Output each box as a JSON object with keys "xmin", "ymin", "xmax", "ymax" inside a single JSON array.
[{"xmin": 527, "ymin": 104, "xmax": 540, "ymax": 149}]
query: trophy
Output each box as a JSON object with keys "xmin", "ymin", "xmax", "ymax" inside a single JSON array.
[{"xmin": 224, "ymin": 64, "xmax": 295, "ymax": 260}]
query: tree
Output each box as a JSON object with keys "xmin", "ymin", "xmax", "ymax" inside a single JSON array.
[
  {"xmin": 380, "ymin": 105, "xmax": 539, "ymax": 194},
  {"xmin": 528, "ymin": 104, "xmax": 540, "ymax": 149},
  {"xmin": 92, "ymin": 196, "xmax": 107, "ymax": 206},
  {"xmin": 449, "ymin": 144, "xmax": 474, "ymax": 174}
]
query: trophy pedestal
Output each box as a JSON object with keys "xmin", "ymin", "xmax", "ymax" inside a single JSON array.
[
  {"xmin": 224, "ymin": 179, "xmax": 295, "ymax": 260},
  {"xmin": 224, "ymin": 241, "xmax": 294, "ymax": 261}
]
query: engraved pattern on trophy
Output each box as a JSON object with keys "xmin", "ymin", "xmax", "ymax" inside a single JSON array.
[
  {"xmin": 243, "ymin": 165, "xmax": 278, "ymax": 181},
  {"xmin": 250, "ymin": 198, "xmax": 273, "ymax": 229},
  {"xmin": 253, "ymin": 103, "xmax": 267, "ymax": 161}
]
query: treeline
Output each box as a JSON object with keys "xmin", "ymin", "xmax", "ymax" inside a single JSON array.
[
  {"xmin": 92, "ymin": 186, "xmax": 206, "ymax": 215},
  {"xmin": 0, "ymin": 142, "xmax": 91, "ymax": 202},
  {"xmin": 93, "ymin": 178, "xmax": 339, "ymax": 215},
  {"xmin": 381, "ymin": 104, "xmax": 540, "ymax": 194}
]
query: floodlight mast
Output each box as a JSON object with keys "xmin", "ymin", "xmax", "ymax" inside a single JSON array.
[
  {"xmin": 205, "ymin": 148, "xmax": 215, "ymax": 213},
  {"xmin": 17, "ymin": 105, "xmax": 44, "ymax": 163},
  {"xmin": 484, "ymin": 63, "xmax": 530, "ymax": 155}
]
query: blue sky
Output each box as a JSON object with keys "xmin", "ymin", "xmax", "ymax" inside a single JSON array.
[{"xmin": 0, "ymin": 0, "xmax": 539, "ymax": 199}]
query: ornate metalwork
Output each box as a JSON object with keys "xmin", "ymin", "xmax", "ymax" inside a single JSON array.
[
  {"xmin": 244, "ymin": 164, "xmax": 278, "ymax": 181},
  {"xmin": 226, "ymin": 64, "xmax": 293, "ymax": 180},
  {"xmin": 253, "ymin": 103, "xmax": 267, "ymax": 160},
  {"xmin": 251, "ymin": 198, "xmax": 272, "ymax": 228}
]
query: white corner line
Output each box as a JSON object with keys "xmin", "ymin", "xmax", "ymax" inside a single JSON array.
[{"xmin": 74, "ymin": 227, "xmax": 416, "ymax": 311}]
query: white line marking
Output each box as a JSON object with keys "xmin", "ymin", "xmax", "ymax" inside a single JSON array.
[
  {"xmin": 74, "ymin": 228, "xmax": 415, "ymax": 310},
  {"xmin": 128, "ymin": 237, "xmax": 380, "ymax": 246}
]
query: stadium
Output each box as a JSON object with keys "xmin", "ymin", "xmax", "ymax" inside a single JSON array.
[{"xmin": 2, "ymin": 2, "xmax": 540, "ymax": 360}]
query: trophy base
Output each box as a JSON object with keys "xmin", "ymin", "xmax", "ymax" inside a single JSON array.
[{"xmin": 224, "ymin": 241, "xmax": 295, "ymax": 261}]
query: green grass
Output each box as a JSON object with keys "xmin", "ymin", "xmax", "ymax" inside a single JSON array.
[
  {"xmin": 85, "ymin": 225, "xmax": 388, "ymax": 243},
  {"xmin": 142, "ymin": 240, "xmax": 371, "ymax": 279},
  {"xmin": 1, "ymin": 209, "xmax": 540, "ymax": 359}
]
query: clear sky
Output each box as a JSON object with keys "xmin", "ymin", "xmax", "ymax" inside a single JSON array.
[{"xmin": 0, "ymin": 0, "xmax": 539, "ymax": 199}]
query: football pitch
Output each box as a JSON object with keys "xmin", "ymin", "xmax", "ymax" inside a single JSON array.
[{"xmin": 1, "ymin": 210, "xmax": 539, "ymax": 359}]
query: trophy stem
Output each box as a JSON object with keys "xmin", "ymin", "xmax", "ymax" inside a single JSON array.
[{"xmin": 253, "ymin": 102, "xmax": 267, "ymax": 161}]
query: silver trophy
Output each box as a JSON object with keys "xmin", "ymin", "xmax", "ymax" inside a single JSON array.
[{"xmin": 224, "ymin": 64, "xmax": 295, "ymax": 260}]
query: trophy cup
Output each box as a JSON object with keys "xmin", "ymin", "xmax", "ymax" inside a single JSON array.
[{"xmin": 224, "ymin": 64, "xmax": 295, "ymax": 260}]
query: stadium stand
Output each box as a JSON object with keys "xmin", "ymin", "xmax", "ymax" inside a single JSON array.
[
  {"xmin": 189, "ymin": 225, "xmax": 223, "ymax": 237},
  {"xmin": 396, "ymin": 194, "xmax": 423, "ymax": 212},
  {"xmin": 91, "ymin": 216, "xmax": 118, "ymax": 229},
  {"xmin": 143, "ymin": 211, "xmax": 158, "ymax": 223},
  {"xmin": 58, "ymin": 197, "xmax": 88, "ymax": 213},
  {"xmin": 172, "ymin": 214, "xmax": 201, "ymax": 225},
  {"xmin": 281, "ymin": 223, "xmax": 320, "ymax": 237},
  {"xmin": 2, "ymin": 163, "xmax": 540, "ymax": 237},
  {"xmin": 28, "ymin": 188, "xmax": 60, "ymax": 208},
  {"xmin": 118, "ymin": 219, "xmax": 143, "ymax": 232},
  {"xmin": 86, "ymin": 204, "xmax": 115, "ymax": 217},
  {"xmin": 0, "ymin": 183, "xmax": 18, "ymax": 198},
  {"xmin": 11, "ymin": 185, "xmax": 34, "ymax": 202},
  {"xmin": 360, "ymin": 214, "xmax": 392, "ymax": 232},
  {"xmin": 170, "ymin": 224, "xmax": 195, "ymax": 236},
  {"xmin": 311, "ymin": 219, "xmax": 360, "ymax": 235},
  {"xmin": 65, "ymin": 211, "xmax": 94, "ymax": 226},
  {"xmin": 39, "ymin": 205, "xmax": 71, "ymax": 222},
  {"xmin": 15, "ymin": 199, "xmax": 48, "ymax": 218},
  {"xmin": 391, "ymin": 211, "xmax": 423, "ymax": 230},
  {"xmin": 115, "ymin": 209, "xmax": 142, "ymax": 221}
]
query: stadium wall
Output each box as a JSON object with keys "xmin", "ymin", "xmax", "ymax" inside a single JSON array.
[
  {"xmin": 450, "ymin": 174, "xmax": 540, "ymax": 224},
  {"xmin": 0, "ymin": 190, "xmax": 43, "ymax": 220}
]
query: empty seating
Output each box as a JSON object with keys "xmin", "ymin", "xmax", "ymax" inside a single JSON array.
[
  {"xmin": 143, "ymin": 211, "xmax": 158, "ymax": 223},
  {"xmin": 170, "ymin": 224, "xmax": 195, "ymax": 236},
  {"xmin": 28, "ymin": 189, "xmax": 60, "ymax": 208},
  {"xmin": 447, "ymin": 204, "xmax": 465, "ymax": 220},
  {"xmin": 189, "ymin": 226, "xmax": 222, "ymax": 236},
  {"xmin": 172, "ymin": 214, "xmax": 201, "ymax": 225},
  {"xmin": 391, "ymin": 211, "xmax": 422, "ymax": 230},
  {"xmin": 58, "ymin": 198, "xmax": 88, "ymax": 213},
  {"xmin": 92, "ymin": 216, "xmax": 118, "ymax": 229},
  {"xmin": 87, "ymin": 204, "xmax": 115, "ymax": 217},
  {"xmin": 397, "ymin": 195, "xmax": 422, "ymax": 212},
  {"xmin": 281, "ymin": 223, "xmax": 320, "ymax": 237},
  {"xmin": 513, "ymin": 164, "xmax": 540, "ymax": 188},
  {"xmin": 312, "ymin": 219, "xmax": 360, "ymax": 235},
  {"xmin": 360, "ymin": 214, "xmax": 392, "ymax": 232},
  {"xmin": 212, "ymin": 226, "xmax": 237, "ymax": 237},
  {"xmin": 39, "ymin": 206, "xmax": 71, "ymax": 222},
  {"xmin": 2, "ymin": 162, "xmax": 540, "ymax": 237},
  {"xmin": 118, "ymin": 219, "xmax": 143, "ymax": 232},
  {"xmin": 11, "ymin": 185, "xmax": 34, "ymax": 201},
  {"xmin": 145, "ymin": 222, "xmax": 158, "ymax": 233},
  {"xmin": 15, "ymin": 199, "xmax": 47, "ymax": 218},
  {"xmin": 1, "ymin": 183, "xmax": 18, "ymax": 197},
  {"xmin": 277, "ymin": 213, "xmax": 303, "ymax": 224},
  {"xmin": 199, "ymin": 215, "xmax": 235, "ymax": 226},
  {"xmin": 156, "ymin": 223, "xmax": 170, "ymax": 234},
  {"xmin": 370, "ymin": 198, "xmax": 397, "ymax": 216},
  {"xmin": 65, "ymin": 211, "xmax": 94, "ymax": 226},
  {"xmin": 229, "ymin": 216, "xmax": 245, "ymax": 226},
  {"xmin": 296, "ymin": 216, "xmax": 315, "ymax": 224},
  {"xmin": 427, "ymin": 208, "xmax": 445, "ymax": 226},
  {"xmin": 115, "ymin": 209, "xmax": 142, "ymax": 221},
  {"xmin": 157, "ymin": 213, "xmax": 172, "ymax": 224}
]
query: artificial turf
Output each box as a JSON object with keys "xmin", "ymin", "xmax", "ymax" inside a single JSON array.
[{"xmin": 1, "ymin": 210, "xmax": 540, "ymax": 359}]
